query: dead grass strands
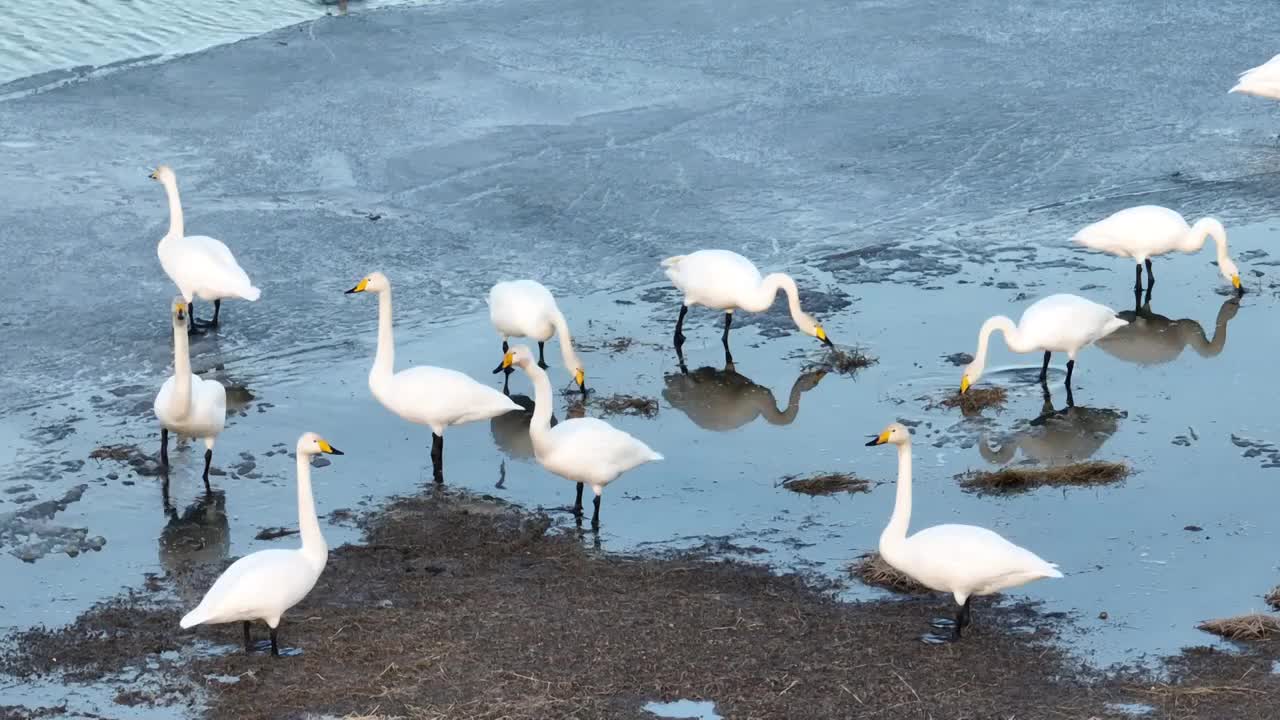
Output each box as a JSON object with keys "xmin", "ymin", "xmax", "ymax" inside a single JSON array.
[
  {"xmin": 958, "ymin": 461, "xmax": 1129, "ymax": 495},
  {"xmin": 779, "ymin": 473, "xmax": 871, "ymax": 496}
]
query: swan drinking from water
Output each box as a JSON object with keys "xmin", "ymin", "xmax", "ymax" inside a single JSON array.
[
  {"xmin": 867, "ymin": 422, "xmax": 1063, "ymax": 641},
  {"xmin": 150, "ymin": 165, "xmax": 260, "ymax": 330},
  {"xmin": 498, "ymin": 345, "xmax": 661, "ymax": 529},
  {"xmin": 179, "ymin": 432, "xmax": 342, "ymax": 656},
  {"xmin": 661, "ymin": 250, "xmax": 833, "ymax": 363},
  {"xmin": 961, "ymin": 294, "xmax": 1127, "ymax": 399},
  {"xmin": 347, "ymin": 272, "xmax": 520, "ymax": 481},
  {"xmin": 1071, "ymin": 206, "xmax": 1242, "ymax": 294},
  {"xmin": 487, "ymin": 279, "xmax": 586, "ymax": 396},
  {"xmin": 153, "ymin": 299, "xmax": 226, "ymax": 488}
]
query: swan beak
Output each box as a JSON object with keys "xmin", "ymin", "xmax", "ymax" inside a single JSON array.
[
  {"xmin": 815, "ymin": 326, "xmax": 833, "ymax": 347},
  {"xmin": 148, "ymin": 169, "xmax": 158, "ymax": 180},
  {"xmin": 1232, "ymin": 274, "xmax": 1242, "ymax": 291},
  {"xmin": 317, "ymin": 439, "xmax": 344, "ymax": 455},
  {"xmin": 492, "ymin": 351, "xmax": 515, "ymax": 374},
  {"xmin": 345, "ymin": 278, "xmax": 369, "ymax": 294},
  {"xmin": 865, "ymin": 431, "xmax": 889, "ymax": 447},
  {"xmin": 574, "ymin": 368, "xmax": 586, "ymax": 393},
  {"xmin": 960, "ymin": 375, "xmax": 971, "ymax": 394},
  {"xmin": 173, "ymin": 301, "xmax": 186, "ymax": 320}
]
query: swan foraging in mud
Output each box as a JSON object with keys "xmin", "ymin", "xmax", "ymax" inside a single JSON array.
[
  {"xmin": 661, "ymin": 250, "xmax": 833, "ymax": 363},
  {"xmin": 150, "ymin": 165, "xmax": 260, "ymax": 330},
  {"xmin": 180, "ymin": 433, "xmax": 342, "ymax": 656},
  {"xmin": 346, "ymin": 272, "xmax": 520, "ymax": 482},
  {"xmin": 487, "ymin": 279, "xmax": 586, "ymax": 396},
  {"xmin": 497, "ymin": 345, "xmax": 661, "ymax": 529},
  {"xmin": 1071, "ymin": 206, "xmax": 1242, "ymax": 294},
  {"xmin": 867, "ymin": 422, "xmax": 1063, "ymax": 641},
  {"xmin": 960, "ymin": 294, "xmax": 1127, "ymax": 400},
  {"xmin": 154, "ymin": 298, "xmax": 226, "ymax": 488}
]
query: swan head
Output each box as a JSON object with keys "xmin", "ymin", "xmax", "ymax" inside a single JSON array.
[
  {"xmin": 865, "ymin": 422, "xmax": 911, "ymax": 447},
  {"xmin": 1218, "ymin": 257, "xmax": 1243, "ymax": 292},
  {"xmin": 345, "ymin": 271, "xmax": 390, "ymax": 294},
  {"xmin": 497, "ymin": 344, "xmax": 537, "ymax": 372},
  {"xmin": 959, "ymin": 360, "xmax": 984, "ymax": 394},
  {"xmin": 796, "ymin": 312, "xmax": 834, "ymax": 347},
  {"xmin": 297, "ymin": 432, "xmax": 344, "ymax": 457},
  {"xmin": 170, "ymin": 297, "xmax": 188, "ymax": 328},
  {"xmin": 148, "ymin": 165, "xmax": 176, "ymax": 183}
]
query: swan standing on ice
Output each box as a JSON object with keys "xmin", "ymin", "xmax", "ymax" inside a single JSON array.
[
  {"xmin": 661, "ymin": 250, "xmax": 834, "ymax": 363},
  {"xmin": 150, "ymin": 165, "xmax": 261, "ymax": 330},
  {"xmin": 867, "ymin": 422, "xmax": 1063, "ymax": 641},
  {"xmin": 960, "ymin": 294, "xmax": 1127, "ymax": 400},
  {"xmin": 487, "ymin": 280, "xmax": 587, "ymax": 396},
  {"xmin": 497, "ymin": 345, "xmax": 662, "ymax": 529},
  {"xmin": 1071, "ymin": 206, "xmax": 1243, "ymax": 294},
  {"xmin": 180, "ymin": 432, "xmax": 342, "ymax": 656},
  {"xmin": 347, "ymin": 272, "xmax": 520, "ymax": 482},
  {"xmin": 153, "ymin": 298, "xmax": 226, "ymax": 488}
]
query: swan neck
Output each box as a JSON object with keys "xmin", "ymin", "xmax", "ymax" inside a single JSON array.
[
  {"xmin": 295, "ymin": 453, "xmax": 328, "ymax": 567},
  {"xmin": 975, "ymin": 315, "xmax": 1022, "ymax": 368},
  {"xmin": 525, "ymin": 363, "xmax": 555, "ymax": 450},
  {"xmin": 738, "ymin": 273, "xmax": 792, "ymax": 315},
  {"xmin": 171, "ymin": 321, "xmax": 193, "ymax": 415},
  {"xmin": 1186, "ymin": 218, "xmax": 1228, "ymax": 260},
  {"xmin": 371, "ymin": 289, "xmax": 395, "ymax": 389},
  {"xmin": 161, "ymin": 177, "xmax": 184, "ymax": 239},
  {"xmin": 550, "ymin": 309, "xmax": 581, "ymax": 375},
  {"xmin": 880, "ymin": 442, "xmax": 913, "ymax": 549}
]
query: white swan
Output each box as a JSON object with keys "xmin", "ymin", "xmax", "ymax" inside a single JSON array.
[
  {"xmin": 180, "ymin": 432, "xmax": 342, "ymax": 656},
  {"xmin": 347, "ymin": 272, "xmax": 520, "ymax": 481},
  {"xmin": 960, "ymin": 294, "xmax": 1127, "ymax": 396},
  {"xmin": 867, "ymin": 422, "xmax": 1062, "ymax": 641},
  {"xmin": 1071, "ymin": 206, "xmax": 1242, "ymax": 293},
  {"xmin": 661, "ymin": 250, "xmax": 834, "ymax": 362},
  {"xmin": 499, "ymin": 345, "xmax": 662, "ymax": 529},
  {"xmin": 150, "ymin": 165, "xmax": 261, "ymax": 329},
  {"xmin": 153, "ymin": 298, "xmax": 227, "ymax": 488},
  {"xmin": 487, "ymin": 279, "xmax": 586, "ymax": 395},
  {"xmin": 1231, "ymin": 54, "xmax": 1280, "ymax": 100}
]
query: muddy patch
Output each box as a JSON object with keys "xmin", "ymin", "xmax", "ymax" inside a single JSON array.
[
  {"xmin": 930, "ymin": 387, "xmax": 1008, "ymax": 415},
  {"xmin": 89, "ymin": 443, "xmax": 163, "ymax": 478},
  {"xmin": 957, "ymin": 461, "xmax": 1130, "ymax": 495},
  {"xmin": 848, "ymin": 552, "xmax": 931, "ymax": 595},
  {"xmin": 778, "ymin": 472, "xmax": 870, "ymax": 496}
]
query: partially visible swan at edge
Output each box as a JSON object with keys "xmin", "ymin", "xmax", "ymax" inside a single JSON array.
[
  {"xmin": 1231, "ymin": 54, "xmax": 1280, "ymax": 100},
  {"xmin": 487, "ymin": 279, "xmax": 586, "ymax": 396},
  {"xmin": 867, "ymin": 422, "xmax": 1063, "ymax": 641},
  {"xmin": 661, "ymin": 250, "xmax": 834, "ymax": 362},
  {"xmin": 180, "ymin": 432, "xmax": 342, "ymax": 656},
  {"xmin": 1071, "ymin": 206, "xmax": 1242, "ymax": 293},
  {"xmin": 154, "ymin": 298, "xmax": 226, "ymax": 488},
  {"xmin": 961, "ymin": 294, "xmax": 1127, "ymax": 397},
  {"xmin": 150, "ymin": 165, "xmax": 260, "ymax": 329},
  {"xmin": 499, "ymin": 345, "xmax": 662, "ymax": 529},
  {"xmin": 347, "ymin": 272, "xmax": 520, "ymax": 481}
]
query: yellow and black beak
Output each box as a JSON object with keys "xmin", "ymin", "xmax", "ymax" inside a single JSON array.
[
  {"xmin": 865, "ymin": 430, "xmax": 890, "ymax": 447},
  {"xmin": 1232, "ymin": 274, "xmax": 1243, "ymax": 292},
  {"xmin": 815, "ymin": 325, "xmax": 834, "ymax": 348},
  {"xmin": 492, "ymin": 350, "xmax": 515, "ymax": 374},
  {"xmin": 574, "ymin": 368, "xmax": 587, "ymax": 396},
  {"xmin": 345, "ymin": 277, "xmax": 370, "ymax": 294},
  {"xmin": 317, "ymin": 439, "xmax": 344, "ymax": 455},
  {"xmin": 174, "ymin": 301, "xmax": 186, "ymax": 321},
  {"xmin": 960, "ymin": 375, "xmax": 971, "ymax": 394},
  {"xmin": 148, "ymin": 169, "xmax": 158, "ymax": 180}
]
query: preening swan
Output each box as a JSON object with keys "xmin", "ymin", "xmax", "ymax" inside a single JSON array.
[
  {"xmin": 487, "ymin": 280, "xmax": 586, "ymax": 396},
  {"xmin": 150, "ymin": 166, "xmax": 261, "ymax": 329},
  {"xmin": 1071, "ymin": 206, "xmax": 1242, "ymax": 293},
  {"xmin": 661, "ymin": 250, "xmax": 833, "ymax": 363},
  {"xmin": 961, "ymin": 294, "xmax": 1127, "ymax": 399},
  {"xmin": 1231, "ymin": 54, "xmax": 1280, "ymax": 101},
  {"xmin": 347, "ymin": 272, "xmax": 520, "ymax": 482},
  {"xmin": 153, "ymin": 298, "xmax": 227, "ymax": 488},
  {"xmin": 180, "ymin": 432, "xmax": 342, "ymax": 656},
  {"xmin": 867, "ymin": 422, "xmax": 1063, "ymax": 641},
  {"xmin": 498, "ymin": 345, "xmax": 662, "ymax": 529}
]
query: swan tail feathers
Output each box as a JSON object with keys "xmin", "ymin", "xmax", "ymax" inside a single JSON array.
[
  {"xmin": 241, "ymin": 285, "xmax": 262, "ymax": 302},
  {"xmin": 1102, "ymin": 316, "xmax": 1129, "ymax": 337},
  {"xmin": 660, "ymin": 255, "xmax": 686, "ymax": 269},
  {"xmin": 649, "ymin": 450, "xmax": 664, "ymax": 462},
  {"xmin": 179, "ymin": 607, "xmax": 208, "ymax": 629},
  {"xmin": 1043, "ymin": 564, "xmax": 1064, "ymax": 579}
]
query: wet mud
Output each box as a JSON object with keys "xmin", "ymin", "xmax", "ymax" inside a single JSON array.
[{"xmin": 778, "ymin": 472, "xmax": 871, "ymax": 496}]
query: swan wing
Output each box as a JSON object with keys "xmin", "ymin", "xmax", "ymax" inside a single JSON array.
[
  {"xmin": 662, "ymin": 249, "xmax": 763, "ymax": 309},
  {"xmin": 385, "ymin": 366, "xmax": 521, "ymax": 427},
  {"xmin": 161, "ymin": 235, "xmax": 260, "ymax": 301},
  {"xmin": 180, "ymin": 549, "xmax": 318, "ymax": 627},
  {"xmin": 1019, "ymin": 294, "xmax": 1126, "ymax": 351},
  {"xmin": 901, "ymin": 524, "xmax": 1062, "ymax": 596},
  {"xmin": 541, "ymin": 417, "xmax": 662, "ymax": 483},
  {"xmin": 488, "ymin": 280, "xmax": 558, "ymax": 339},
  {"xmin": 1071, "ymin": 205, "xmax": 1187, "ymax": 258},
  {"xmin": 1231, "ymin": 54, "xmax": 1280, "ymax": 98}
]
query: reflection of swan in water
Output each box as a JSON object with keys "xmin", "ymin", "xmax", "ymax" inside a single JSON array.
[
  {"xmin": 159, "ymin": 482, "xmax": 230, "ymax": 604},
  {"xmin": 978, "ymin": 385, "xmax": 1124, "ymax": 466},
  {"xmin": 662, "ymin": 361, "xmax": 826, "ymax": 432},
  {"xmin": 490, "ymin": 394, "xmax": 560, "ymax": 462},
  {"xmin": 1095, "ymin": 295, "xmax": 1239, "ymax": 367}
]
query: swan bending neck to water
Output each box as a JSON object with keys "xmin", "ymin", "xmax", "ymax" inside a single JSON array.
[
  {"xmin": 179, "ymin": 433, "xmax": 342, "ymax": 656},
  {"xmin": 487, "ymin": 279, "xmax": 586, "ymax": 396},
  {"xmin": 867, "ymin": 422, "xmax": 1062, "ymax": 641},
  {"xmin": 661, "ymin": 250, "xmax": 833, "ymax": 364},
  {"xmin": 499, "ymin": 345, "xmax": 661, "ymax": 529}
]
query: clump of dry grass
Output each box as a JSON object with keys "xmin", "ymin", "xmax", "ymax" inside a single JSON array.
[
  {"xmin": 848, "ymin": 553, "xmax": 931, "ymax": 595},
  {"xmin": 823, "ymin": 347, "xmax": 878, "ymax": 374},
  {"xmin": 779, "ymin": 473, "xmax": 870, "ymax": 496},
  {"xmin": 1197, "ymin": 613, "xmax": 1280, "ymax": 641},
  {"xmin": 564, "ymin": 394, "xmax": 660, "ymax": 418},
  {"xmin": 933, "ymin": 387, "xmax": 1008, "ymax": 414},
  {"xmin": 1266, "ymin": 587, "xmax": 1280, "ymax": 611},
  {"xmin": 958, "ymin": 461, "xmax": 1129, "ymax": 495}
]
